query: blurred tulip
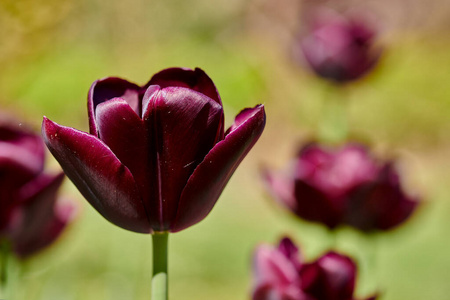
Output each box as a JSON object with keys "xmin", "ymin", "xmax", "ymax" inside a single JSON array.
[
  {"xmin": 263, "ymin": 143, "xmax": 418, "ymax": 231},
  {"xmin": 252, "ymin": 237, "xmax": 375, "ymax": 300},
  {"xmin": 0, "ymin": 121, "xmax": 73, "ymax": 258},
  {"xmin": 344, "ymin": 164, "xmax": 418, "ymax": 231},
  {"xmin": 297, "ymin": 9, "xmax": 381, "ymax": 83},
  {"xmin": 42, "ymin": 67, "xmax": 266, "ymax": 234}
]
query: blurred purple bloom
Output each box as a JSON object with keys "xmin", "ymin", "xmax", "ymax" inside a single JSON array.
[
  {"xmin": 252, "ymin": 237, "xmax": 376, "ymax": 300},
  {"xmin": 42, "ymin": 67, "xmax": 266, "ymax": 234},
  {"xmin": 297, "ymin": 9, "xmax": 381, "ymax": 83},
  {"xmin": 0, "ymin": 121, "xmax": 74, "ymax": 258},
  {"xmin": 263, "ymin": 143, "xmax": 419, "ymax": 231}
]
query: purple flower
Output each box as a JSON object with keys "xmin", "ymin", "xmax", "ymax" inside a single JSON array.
[
  {"xmin": 252, "ymin": 237, "xmax": 376, "ymax": 300},
  {"xmin": 263, "ymin": 143, "xmax": 418, "ymax": 231},
  {"xmin": 344, "ymin": 164, "xmax": 418, "ymax": 231},
  {"xmin": 0, "ymin": 121, "xmax": 74, "ymax": 258},
  {"xmin": 297, "ymin": 9, "xmax": 381, "ymax": 83},
  {"xmin": 42, "ymin": 67, "xmax": 266, "ymax": 234}
]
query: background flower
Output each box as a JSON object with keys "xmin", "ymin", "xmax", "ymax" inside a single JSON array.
[
  {"xmin": 0, "ymin": 121, "xmax": 74, "ymax": 258},
  {"xmin": 296, "ymin": 8, "xmax": 381, "ymax": 83},
  {"xmin": 263, "ymin": 143, "xmax": 419, "ymax": 232},
  {"xmin": 252, "ymin": 237, "xmax": 376, "ymax": 300}
]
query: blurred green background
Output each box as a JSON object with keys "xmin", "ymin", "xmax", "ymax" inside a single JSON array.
[{"xmin": 1, "ymin": 0, "xmax": 450, "ymax": 299}]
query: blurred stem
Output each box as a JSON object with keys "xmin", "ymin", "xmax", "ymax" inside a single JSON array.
[
  {"xmin": 325, "ymin": 227, "xmax": 338, "ymax": 251},
  {"xmin": 317, "ymin": 83, "xmax": 349, "ymax": 143},
  {"xmin": 361, "ymin": 233, "xmax": 380, "ymax": 296},
  {"xmin": 0, "ymin": 241, "xmax": 9, "ymax": 297},
  {"xmin": 152, "ymin": 233, "xmax": 168, "ymax": 300}
]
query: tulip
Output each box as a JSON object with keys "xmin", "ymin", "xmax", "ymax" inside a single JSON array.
[
  {"xmin": 252, "ymin": 237, "xmax": 376, "ymax": 300},
  {"xmin": 263, "ymin": 143, "xmax": 418, "ymax": 231},
  {"xmin": 344, "ymin": 164, "xmax": 418, "ymax": 231},
  {"xmin": 42, "ymin": 67, "xmax": 266, "ymax": 234},
  {"xmin": 298, "ymin": 9, "xmax": 381, "ymax": 83},
  {"xmin": 42, "ymin": 67, "xmax": 266, "ymax": 300},
  {"xmin": 0, "ymin": 122, "xmax": 73, "ymax": 259}
]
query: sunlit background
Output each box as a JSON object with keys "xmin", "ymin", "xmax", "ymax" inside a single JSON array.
[{"xmin": 1, "ymin": 0, "xmax": 450, "ymax": 299}]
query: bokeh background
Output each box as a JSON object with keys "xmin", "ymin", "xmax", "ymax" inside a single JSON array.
[{"xmin": 1, "ymin": 0, "xmax": 450, "ymax": 299}]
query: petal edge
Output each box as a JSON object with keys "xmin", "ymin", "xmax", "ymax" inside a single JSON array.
[
  {"xmin": 171, "ymin": 105, "xmax": 265, "ymax": 232},
  {"xmin": 42, "ymin": 117, "xmax": 150, "ymax": 233}
]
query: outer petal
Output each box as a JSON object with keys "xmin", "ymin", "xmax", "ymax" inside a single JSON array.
[
  {"xmin": 294, "ymin": 180, "xmax": 344, "ymax": 229},
  {"xmin": 142, "ymin": 87, "xmax": 223, "ymax": 231},
  {"xmin": 16, "ymin": 172, "xmax": 65, "ymax": 226},
  {"xmin": 14, "ymin": 200, "xmax": 75, "ymax": 258},
  {"xmin": 88, "ymin": 77, "xmax": 141, "ymax": 135},
  {"xmin": 278, "ymin": 237, "xmax": 302, "ymax": 271},
  {"xmin": 9, "ymin": 172, "xmax": 71, "ymax": 257},
  {"xmin": 296, "ymin": 143, "xmax": 378, "ymax": 199},
  {"xmin": 42, "ymin": 117, "xmax": 150, "ymax": 233},
  {"xmin": 252, "ymin": 244, "xmax": 302, "ymax": 300},
  {"xmin": 345, "ymin": 164, "xmax": 418, "ymax": 231},
  {"xmin": 0, "ymin": 123, "xmax": 46, "ymax": 229},
  {"xmin": 261, "ymin": 169, "xmax": 297, "ymax": 215},
  {"xmin": 0, "ymin": 123, "xmax": 45, "ymax": 177},
  {"xmin": 171, "ymin": 105, "xmax": 265, "ymax": 232},
  {"xmin": 301, "ymin": 252, "xmax": 356, "ymax": 300}
]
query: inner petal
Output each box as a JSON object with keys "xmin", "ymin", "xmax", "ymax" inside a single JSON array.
[
  {"xmin": 142, "ymin": 86, "xmax": 223, "ymax": 230},
  {"xmin": 91, "ymin": 78, "xmax": 142, "ymax": 115},
  {"xmin": 95, "ymin": 98, "xmax": 154, "ymax": 216}
]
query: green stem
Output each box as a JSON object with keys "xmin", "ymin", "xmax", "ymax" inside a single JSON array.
[
  {"xmin": 325, "ymin": 227, "xmax": 338, "ymax": 251},
  {"xmin": 152, "ymin": 233, "xmax": 168, "ymax": 300},
  {"xmin": 363, "ymin": 233, "xmax": 380, "ymax": 295},
  {"xmin": 0, "ymin": 241, "xmax": 9, "ymax": 298},
  {"xmin": 317, "ymin": 83, "xmax": 349, "ymax": 144}
]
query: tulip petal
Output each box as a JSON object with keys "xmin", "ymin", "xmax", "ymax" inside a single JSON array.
[
  {"xmin": 301, "ymin": 252, "xmax": 356, "ymax": 300},
  {"xmin": 172, "ymin": 104, "xmax": 265, "ymax": 232},
  {"xmin": 252, "ymin": 244, "xmax": 304, "ymax": 300},
  {"xmin": 254, "ymin": 245, "xmax": 300, "ymax": 289},
  {"xmin": 146, "ymin": 67, "xmax": 222, "ymax": 106},
  {"xmin": 294, "ymin": 180, "xmax": 344, "ymax": 229},
  {"xmin": 262, "ymin": 169, "xmax": 297, "ymax": 213},
  {"xmin": 142, "ymin": 87, "xmax": 223, "ymax": 231},
  {"xmin": 0, "ymin": 124, "xmax": 46, "ymax": 228},
  {"xmin": 345, "ymin": 164, "xmax": 418, "ymax": 231},
  {"xmin": 17, "ymin": 172, "xmax": 64, "ymax": 220},
  {"xmin": 11, "ymin": 172, "xmax": 65, "ymax": 257},
  {"xmin": 95, "ymin": 98, "xmax": 156, "ymax": 205},
  {"xmin": 0, "ymin": 124, "xmax": 45, "ymax": 177},
  {"xmin": 14, "ymin": 200, "xmax": 74, "ymax": 258},
  {"xmin": 147, "ymin": 68, "xmax": 225, "ymax": 140},
  {"xmin": 88, "ymin": 77, "xmax": 141, "ymax": 135},
  {"xmin": 42, "ymin": 117, "xmax": 150, "ymax": 233},
  {"xmin": 278, "ymin": 237, "xmax": 302, "ymax": 271}
]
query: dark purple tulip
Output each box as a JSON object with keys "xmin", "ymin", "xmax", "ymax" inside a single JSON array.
[
  {"xmin": 300, "ymin": 252, "xmax": 356, "ymax": 300},
  {"xmin": 252, "ymin": 237, "xmax": 375, "ymax": 300},
  {"xmin": 298, "ymin": 9, "xmax": 381, "ymax": 83},
  {"xmin": 42, "ymin": 67, "xmax": 266, "ymax": 234},
  {"xmin": 345, "ymin": 164, "xmax": 418, "ymax": 231},
  {"xmin": 263, "ymin": 143, "xmax": 418, "ymax": 231},
  {"xmin": 0, "ymin": 122, "xmax": 73, "ymax": 258},
  {"xmin": 252, "ymin": 238, "xmax": 306, "ymax": 300}
]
